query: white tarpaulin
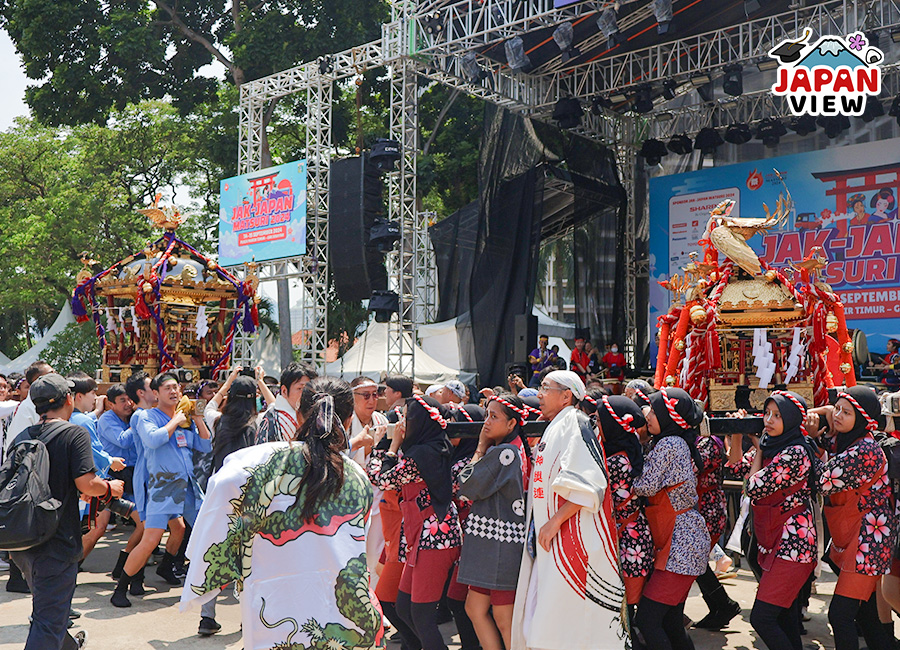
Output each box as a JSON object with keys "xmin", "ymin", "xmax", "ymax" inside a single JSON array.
[
  {"xmin": 326, "ymin": 322, "xmax": 475, "ymax": 385},
  {"xmin": 533, "ymin": 305, "xmax": 576, "ymax": 339},
  {"xmin": 0, "ymin": 304, "xmax": 75, "ymax": 375}
]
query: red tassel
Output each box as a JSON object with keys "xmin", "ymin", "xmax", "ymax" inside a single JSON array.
[
  {"xmin": 135, "ymin": 292, "xmax": 151, "ymax": 319},
  {"xmin": 251, "ymin": 303, "xmax": 260, "ymax": 327}
]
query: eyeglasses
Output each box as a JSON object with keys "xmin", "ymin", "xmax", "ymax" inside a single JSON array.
[
  {"xmin": 539, "ymin": 383, "xmax": 568, "ymax": 393},
  {"xmin": 356, "ymin": 392, "xmax": 378, "ymax": 401}
]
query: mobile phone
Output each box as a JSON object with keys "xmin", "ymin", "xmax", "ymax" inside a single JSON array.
[
  {"xmin": 240, "ymin": 367, "xmax": 255, "ymax": 378},
  {"xmin": 385, "ymin": 423, "xmax": 397, "ymax": 439}
]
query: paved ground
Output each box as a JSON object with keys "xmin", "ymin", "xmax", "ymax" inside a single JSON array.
[{"xmin": 0, "ymin": 525, "xmax": 892, "ymax": 649}]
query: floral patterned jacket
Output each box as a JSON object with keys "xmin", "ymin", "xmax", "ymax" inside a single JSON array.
[
  {"xmin": 606, "ymin": 452, "xmax": 654, "ymax": 578},
  {"xmin": 696, "ymin": 436, "xmax": 727, "ymax": 542},
  {"xmin": 730, "ymin": 445, "xmax": 820, "ymax": 564},
  {"xmin": 819, "ymin": 434, "xmax": 896, "ymax": 575},
  {"xmin": 367, "ymin": 449, "xmax": 463, "ymax": 560}
]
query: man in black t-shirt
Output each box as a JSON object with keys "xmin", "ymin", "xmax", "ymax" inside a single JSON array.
[{"xmin": 10, "ymin": 374, "xmax": 123, "ymax": 650}]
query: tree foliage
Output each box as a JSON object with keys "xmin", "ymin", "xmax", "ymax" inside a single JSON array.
[{"xmin": 42, "ymin": 321, "xmax": 101, "ymax": 376}]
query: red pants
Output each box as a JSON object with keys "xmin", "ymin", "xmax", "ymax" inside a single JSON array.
[
  {"xmin": 642, "ymin": 569, "xmax": 696, "ymax": 606},
  {"xmin": 399, "ymin": 547, "xmax": 460, "ymax": 604},
  {"xmin": 756, "ymin": 559, "xmax": 815, "ymax": 608}
]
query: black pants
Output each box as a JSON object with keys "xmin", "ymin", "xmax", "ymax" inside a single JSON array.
[
  {"xmin": 750, "ymin": 599, "xmax": 802, "ymax": 650},
  {"xmin": 829, "ymin": 592, "xmax": 894, "ymax": 650},
  {"xmin": 635, "ymin": 596, "xmax": 695, "ymax": 650},
  {"xmin": 10, "ymin": 552, "xmax": 80, "ymax": 650}
]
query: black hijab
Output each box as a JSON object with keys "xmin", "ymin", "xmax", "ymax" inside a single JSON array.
[
  {"xmin": 648, "ymin": 387, "xmax": 704, "ymax": 470},
  {"xmin": 836, "ymin": 386, "xmax": 883, "ymax": 454},
  {"xmin": 761, "ymin": 391, "xmax": 819, "ymax": 493},
  {"xmin": 597, "ymin": 395, "xmax": 646, "ymax": 477},
  {"xmin": 450, "ymin": 404, "xmax": 485, "ymax": 464},
  {"xmin": 402, "ymin": 395, "xmax": 453, "ymax": 520}
]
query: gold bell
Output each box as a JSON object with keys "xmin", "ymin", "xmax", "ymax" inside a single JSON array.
[
  {"xmin": 826, "ymin": 313, "xmax": 839, "ymax": 334},
  {"xmin": 665, "ymin": 375, "xmax": 676, "ymax": 386},
  {"xmin": 764, "ymin": 269, "xmax": 777, "ymax": 282},
  {"xmin": 141, "ymin": 282, "xmax": 153, "ymax": 293},
  {"xmin": 842, "ymin": 341, "xmax": 854, "ymax": 355},
  {"xmin": 207, "ymin": 260, "xmax": 217, "ymax": 270},
  {"xmin": 674, "ymin": 339, "xmax": 686, "ymax": 351},
  {"xmin": 840, "ymin": 362, "xmax": 852, "ymax": 374}
]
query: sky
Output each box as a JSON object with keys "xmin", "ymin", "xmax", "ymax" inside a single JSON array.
[{"xmin": 0, "ymin": 29, "xmax": 30, "ymax": 129}]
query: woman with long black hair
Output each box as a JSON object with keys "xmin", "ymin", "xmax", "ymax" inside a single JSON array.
[
  {"xmin": 457, "ymin": 394, "xmax": 531, "ymax": 650},
  {"xmin": 368, "ymin": 395, "xmax": 462, "ymax": 650},
  {"xmin": 181, "ymin": 377, "xmax": 382, "ymax": 650},
  {"xmin": 809, "ymin": 386, "xmax": 897, "ymax": 650},
  {"xmin": 729, "ymin": 390, "xmax": 820, "ymax": 650},
  {"xmin": 633, "ymin": 387, "xmax": 711, "ymax": 650},
  {"xmin": 210, "ymin": 375, "xmax": 259, "ymax": 473}
]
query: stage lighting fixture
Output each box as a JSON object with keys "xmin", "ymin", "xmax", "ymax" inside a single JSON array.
[
  {"xmin": 552, "ymin": 97, "xmax": 584, "ymax": 129},
  {"xmin": 633, "ymin": 86, "xmax": 655, "ymax": 114},
  {"xmin": 639, "ymin": 139, "xmax": 668, "ymax": 165},
  {"xmin": 756, "ymin": 118, "xmax": 787, "ymax": 147},
  {"xmin": 667, "ymin": 134, "xmax": 693, "ymax": 156},
  {"xmin": 892, "ymin": 28, "xmax": 900, "ymax": 44},
  {"xmin": 662, "ymin": 80, "xmax": 677, "ymax": 100},
  {"xmin": 369, "ymin": 290, "xmax": 400, "ymax": 323},
  {"xmin": 461, "ymin": 52, "xmax": 489, "ymax": 83},
  {"xmin": 696, "ymin": 82, "xmax": 714, "ymax": 103},
  {"xmin": 368, "ymin": 219, "xmax": 401, "ymax": 254},
  {"xmin": 789, "ymin": 115, "xmax": 817, "ymax": 136},
  {"xmin": 504, "ymin": 37, "xmax": 531, "ymax": 71},
  {"xmin": 694, "ymin": 127, "xmax": 724, "ymax": 155},
  {"xmin": 591, "ymin": 96, "xmax": 613, "ymax": 114},
  {"xmin": 656, "ymin": 112, "xmax": 675, "ymax": 122},
  {"xmin": 744, "ymin": 0, "xmax": 762, "ymax": 15},
  {"xmin": 423, "ymin": 11, "xmax": 443, "ymax": 36},
  {"xmin": 817, "ymin": 115, "xmax": 851, "ymax": 139},
  {"xmin": 861, "ymin": 96, "xmax": 885, "ymax": 122},
  {"xmin": 609, "ymin": 91, "xmax": 629, "ymax": 104},
  {"xmin": 553, "ymin": 22, "xmax": 582, "ymax": 64},
  {"xmin": 690, "ymin": 73, "xmax": 712, "ymax": 87},
  {"xmin": 318, "ymin": 56, "xmax": 334, "ymax": 75},
  {"xmin": 757, "ymin": 58, "xmax": 779, "ymax": 72},
  {"xmin": 369, "ymin": 139, "xmax": 402, "ymax": 172},
  {"xmin": 724, "ymin": 122, "xmax": 753, "ymax": 145},
  {"xmin": 722, "ymin": 65, "xmax": 743, "ymax": 97},
  {"xmin": 597, "ymin": 8, "xmax": 621, "ymax": 46},
  {"xmin": 652, "ymin": 0, "xmax": 673, "ymax": 35}
]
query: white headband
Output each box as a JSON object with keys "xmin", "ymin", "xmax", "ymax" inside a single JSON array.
[{"xmin": 544, "ymin": 370, "xmax": 586, "ymax": 401}]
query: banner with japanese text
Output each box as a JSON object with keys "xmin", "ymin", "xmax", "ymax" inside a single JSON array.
[
  {"xmin": 218, "ymin": 160, "xmax": 307, "ymax": 266},
  {"xmin": 649, "ymin": 138, "xmax": 900, "ymax": 356}
]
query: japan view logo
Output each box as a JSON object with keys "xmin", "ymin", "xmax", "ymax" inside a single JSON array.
[{"xmin": 769, "ymin": 29, "xmax": 883, "ymax": 116}]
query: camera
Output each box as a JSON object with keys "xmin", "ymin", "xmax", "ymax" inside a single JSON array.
[{"xmin": 105, "ymin": 497, "xmax": 136, "ymax": 519}]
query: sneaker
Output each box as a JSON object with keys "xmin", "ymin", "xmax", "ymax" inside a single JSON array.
[
  {"xmin": 70, "ymin": 608, "xmax": 81, "ymax": 619},
  {"xmin": 802, "ymin": 607, "xmax": 811, "ymax": 622},
  {"xmin": 198, "ymin": 617, "xmax": 222, "ymax": 637},
  {"xmin": 74, "ymin": 630, "xmax": 87, "ymax": 648},
  {"xmin": 106, "ymin": 523, "xmax": 116, "ymax": 532}
]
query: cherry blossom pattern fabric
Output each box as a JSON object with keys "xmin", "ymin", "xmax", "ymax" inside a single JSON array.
[{"xmin": 606, "ymin": 452, "xmax": 654, "ymax": 578}]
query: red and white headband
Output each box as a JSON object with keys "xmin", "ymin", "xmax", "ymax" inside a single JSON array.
[
  {"xmin": 601, "ymin": 395, "xmax": 637, "ymax": 435},
  {"xmin": 456, "ymin": 407, "xmax": 474, "ymax": 423},
  {"xmin": 489, "ymin": 395, "xmax": 527, "ymax": 426},
  {"xmin": 633, "ymin": 388, "xmax": 649, "ymax": 404},
  {"xmin": 660, "ymin": 388, "xmax": 691, "ymax": 430},
  {"xmin": 838, "ymin": 391, "xmax": 879, "ymax": 431},
  {"xmin": 412, "ymin": 394, "xmax": 448, "ymax": 429},
  {"xmin": 582, "ymin": 394, "xmax": 598, "ymax": 407}
]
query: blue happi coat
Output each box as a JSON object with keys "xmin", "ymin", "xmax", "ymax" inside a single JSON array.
[
  {"xmin": 130, "ymin": 409, "xmax": 150, "ymax": 519},
  {"xmin": 71, "ymin": 409, "xmax": 113, "ymax": 478},
  {"xmin": 136, "ymin": 407, "xmax": 211, "ymax": 523},
  {"xmin": 98, "ymin": 410, "xmax": 137, "ymax": 467}
]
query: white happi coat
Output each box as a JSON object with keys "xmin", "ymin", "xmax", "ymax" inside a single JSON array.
[
  {"xmin": 511, "ymin": 406, "xmax": 628, "ymax": 650},
  {"xmin": 180, "ymin": 442, "xmax": 382, "ymax": 650}
]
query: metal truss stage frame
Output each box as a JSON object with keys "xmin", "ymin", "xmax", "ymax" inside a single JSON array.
[{"xmin": 236, "ymin": 0, "xmax": 900, "ymax": 375}]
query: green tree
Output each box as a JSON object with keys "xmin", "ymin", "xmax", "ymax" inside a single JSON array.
[{"xmin": 42, "ymin": 321, "xmax": 102, "ymax": 376}]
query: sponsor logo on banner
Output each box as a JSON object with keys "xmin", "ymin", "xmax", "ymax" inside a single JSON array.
[{"xmin": 770, "ymin": 30, "xmax": 883, "ymax": 116}]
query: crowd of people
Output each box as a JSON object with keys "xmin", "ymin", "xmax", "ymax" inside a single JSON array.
[{"xmin": 3, "ymin": 355, "xmax": 900, "ymax": 650}]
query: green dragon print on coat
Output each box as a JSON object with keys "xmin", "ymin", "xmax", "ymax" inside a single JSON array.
[
  {"xmin": 258, "ymin": 554, "xmax": 384, "ymax": 650},
  {"xmin": 192, "ymin": 444, "xmax": 373, "ymax": 594}
]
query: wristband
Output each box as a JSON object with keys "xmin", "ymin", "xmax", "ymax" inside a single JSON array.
[{"xmin": 385, "ymin": 450, "xmax": 397, "ymax": 458}]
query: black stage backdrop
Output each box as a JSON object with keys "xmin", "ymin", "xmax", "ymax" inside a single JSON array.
[{"xmin": 430, "ymin": 106, "xmax": 626, "ymax": 385}]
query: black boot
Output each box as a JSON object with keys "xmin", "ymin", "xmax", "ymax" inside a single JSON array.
[
  {"xmin": 111, "ymin": 550, "xmax": 129, "ymax": 580},
  {"xmin": 156, "ymin": 552, "xmax": 182, "ymax": 585},
  {"xmin": 694, "ymin": 567, "xmax": 741, "ymax": 630},
  {"xmin": 130, "ymin": 566, "xmax": 146, "ymax": 595},
  {"xmin": 111, "ymin": 572, "xmax": 132, "ymax": 608},
  {"xmin": 6, "ymin": 560, "xmax": 30, "ymax": 593}
]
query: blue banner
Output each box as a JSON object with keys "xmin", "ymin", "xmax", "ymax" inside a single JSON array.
[
  {"xmin": 218, "ymin": 160, "xmax": 307, "ymax": 266},
  {"xmin": 649, "ymin": 138, "xmax": 900, "ymax": 357}
]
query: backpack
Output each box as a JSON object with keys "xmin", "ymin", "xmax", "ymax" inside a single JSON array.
[{"xmin": 0, "ymin": 422, "xmax": 66, "ymax": 551}]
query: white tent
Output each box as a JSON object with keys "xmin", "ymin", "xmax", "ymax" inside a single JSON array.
[
  {"xmin": 326, "ymin": 322, "xmax": 476, "ymax": 385},
  {"xmin": 0, "ymin": 304, "xmax": 75, "ymax": 375},
  {"xmin": 418, "ymin": 306, "xmax": 576, "ymax": 377}
]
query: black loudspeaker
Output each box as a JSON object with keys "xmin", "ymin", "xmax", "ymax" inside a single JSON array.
[
  {"xmin": 513, "ymin": 314, "xmax": 538, "ymax": 364},
  {"xmin": 328, "ymin": 156, "xmax": 389, "ymax": 301}
]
